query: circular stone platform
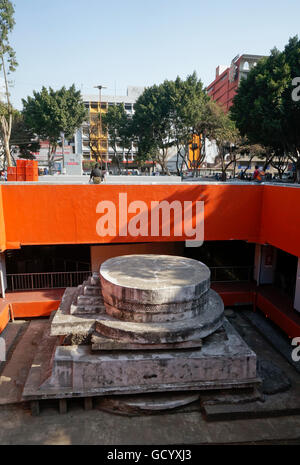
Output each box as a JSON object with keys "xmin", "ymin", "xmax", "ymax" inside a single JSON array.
[
  {"xmin": 100, "ymin": 255, "xmax": 210, "ymax": 317},
  {"xmin": 96, "ymin": 289, "xmax": 224, "ymax": 344},
  {"xmin": 98, "ymin": 255, "xmax": 223, "ymax": 344}
]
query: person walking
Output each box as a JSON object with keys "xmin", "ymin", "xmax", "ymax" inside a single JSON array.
[
  {"xmin": 90, "ymin": 163, "xmax": 103, "ymax": 184},
  {"xmin": 253, "ymin": 165, "xmax": 265, "ymax": 183}
]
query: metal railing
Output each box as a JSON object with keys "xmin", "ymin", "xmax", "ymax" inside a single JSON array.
[
  {"xmin": 210, "ymin": 266, "xmax": 253, "ymax": 283},
  {"xmin": 6, "ymin": 266, "xmax": 253, "ymax": 292},
  {"xmin": 6, "ymin": 270, "xmax": 92, "ymax": 292}
]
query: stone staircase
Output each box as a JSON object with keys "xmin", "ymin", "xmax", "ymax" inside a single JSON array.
[{"xmin": 70, "ymin": 272, "xmax": 106, "ymax": 315}]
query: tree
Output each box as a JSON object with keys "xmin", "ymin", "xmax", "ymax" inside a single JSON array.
[
  {"xmin": 133, "ymin": 73, "xmax": 209, "ymax": 175},
  {"xmin": 0, "ymin": 0, "xmax": 17, "ymax": 167},
  {"xmin": 231, "ymin": 36, "xmax": 300, "ymax": 182},
  {"xmin": 210, "ymin": 107, "xmax": 241, "ymax": 180},
  {"xmin": 10, "ymin": 111, "xmax": 40, "ymax": 159},
  {"xmin": 236, "ymin": 140, "xmax": 268, "ymax": 177},
  {"xmin": 22, "ymin": 85, "xmax": 87, "ymax": 173},
  {"xmin": 133, "ymin": 83, "xmax": 174, "ymax": 174},
  {"xmin": 170, "ymin": 73, "xmax": 209, "ymax": 176}
]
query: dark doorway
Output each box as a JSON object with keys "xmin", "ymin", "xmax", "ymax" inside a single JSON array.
[
  {"xmin": 274, "ymin": 249, "xmax": 298, "ymax": 298},
  {"xmin": 185, "ymin": 240, "xmax": 255, "ymax": 282}
]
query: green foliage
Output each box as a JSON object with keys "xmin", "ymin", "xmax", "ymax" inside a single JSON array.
[
  {"xmin": 10, "ymin": 111, "xmax": 40, "ymax": 158},
  {"xmin": 231, "ymin": 36, "xmax": 300, "ymax": 159},
  {"xmin": 0, "ymin": 0, "xmax": 17, "ymax": 166},
  {"xmin": 22, "ymin": 85, "xmax": 87, "ymax": 146},
  {"xmin": 0, "ymin": 0, "xmax": 17, "ymax": 74},
  {"xmin": 133, "ymin": 72, "xmax": 209, "ymax": 174}
]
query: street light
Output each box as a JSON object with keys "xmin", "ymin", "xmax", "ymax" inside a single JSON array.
[{"xmin": 94, "ymin": 85, "xmax": 107, "ymax": 173}]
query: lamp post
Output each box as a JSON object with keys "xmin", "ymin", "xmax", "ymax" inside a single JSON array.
[{"xmin": 94, "ymin": 85, "xmax": 107, "ymax": 173}]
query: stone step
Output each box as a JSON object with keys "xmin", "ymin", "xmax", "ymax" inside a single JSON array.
[
  {"xmin": 70, "ymin": 303, "xmax": 106, "ymax": 315},
  {"xmin": 83, "ymin": 285, "xmax": 102, "ymax": 296},
  {"xmin": 90, "ymin": 273, "xmax": 101, "ymax": 286},
  {"xmin": 77, "ymin": 295, "xmax": 104, "ymax": 306}
]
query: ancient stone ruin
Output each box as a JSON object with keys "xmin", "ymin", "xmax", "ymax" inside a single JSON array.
[{"xmin": 23, "ymin": 255, "xmax": 260, "ymax": 413}]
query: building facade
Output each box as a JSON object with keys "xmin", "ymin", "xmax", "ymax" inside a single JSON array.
[
  {"xmin": 206, "ymin": 54, "xmax": 265, "ymax": 112},
  {"xmin": 75, "ymin": 86, "xmax": 145, "ymax": 173}
]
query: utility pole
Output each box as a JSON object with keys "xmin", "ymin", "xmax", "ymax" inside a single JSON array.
[{"xmin": 94, "ymin": 85, "xmax": 107, "ymax": 173}]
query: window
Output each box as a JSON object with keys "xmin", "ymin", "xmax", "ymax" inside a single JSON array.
[
  {"xmin": 125, "ymin": 103, "xmax": 132, "ymax": 111},
  {"xmin": 90, "ymin": 102, "xmax": 98, "ymax": 109}
]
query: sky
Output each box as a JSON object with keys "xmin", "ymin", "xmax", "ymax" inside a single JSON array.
[{"xmin": 5, "ymin": 0, "xmax": 300, "ymax": 109}]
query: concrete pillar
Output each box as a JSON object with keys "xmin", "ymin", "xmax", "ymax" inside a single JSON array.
[
  {"xmin": 294, "ymin": 258, "xmax": 300, "ymax": 313},
  {"xmin": 0, "ymin": 252, "xmax": 7, "ymax": 298},
  {"xmin": 253, "ymin": 244, "xmax": 262, "ymax": 284}
]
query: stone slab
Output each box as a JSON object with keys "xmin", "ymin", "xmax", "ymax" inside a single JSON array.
[
  {"xmin": 23, "ymin": 319, "xmax": 259, "ymax": 400},
  {"xmin": 95, "ymin": 289, "xmax": 224, "ymax": 344},
  {"xmin": 203, "ymin": 397, "xmax": 300, "ymax": 422}
]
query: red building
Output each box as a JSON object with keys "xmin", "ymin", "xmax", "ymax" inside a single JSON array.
[{"xmin": 206, "ymin": 54, "xmax": 265, "ymax": 112}]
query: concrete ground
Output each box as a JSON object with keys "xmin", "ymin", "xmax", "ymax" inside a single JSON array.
[{"xmin": 0, "ymin": 309, "xmax": 299, "ymax": 445}]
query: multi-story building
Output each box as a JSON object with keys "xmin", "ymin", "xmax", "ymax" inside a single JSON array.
[
  {"xmin": 206, "ymin": 54, "xmax": 265, "ymax": 112},
  {"xmin": 75, "ymin": 86, "xmax": 145, "ymax": 173},
  {"xmin": 204, "ymin": 54, "xmax": 272, "ymax": 175}
]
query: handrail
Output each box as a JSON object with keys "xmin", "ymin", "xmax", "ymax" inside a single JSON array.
[
  {"xmin": 6, "ymin": 265, "xmax": 253, "ymax": 291},
  {"xmin": 6, "ymin": 270, "xmax": 92, "ymax": 291}
]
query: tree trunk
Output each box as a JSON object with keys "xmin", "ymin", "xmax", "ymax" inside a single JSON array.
[
  {"xmin": 1, "ymin": 54, "xmax": 13, "ymax": 167},
  {"xmin": 3, "ymin": 138, "xmax": 12, "ymax": 167}
]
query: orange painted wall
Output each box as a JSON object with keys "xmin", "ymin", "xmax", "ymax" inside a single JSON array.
[
  {"xmin": 91, "ymin": 242, "xmax": 185, "ymax": 271},
  {"xmin": 1, "ymin": 184, "xmax": 262, "ymax": 247},
  {"xmin": 0, "ymin": 302, "xmax": 10, "ymax": 333},
  {"xmin": 1, "ymin": 183, "xmax": 300, "ymax": 258},
  {"xmin": 259, "ymin": 185, "xmax": 300, "ymax": 258},
  {"xmin": 0, "ymin": 186, "xmax": 6, "ymax": 252}
]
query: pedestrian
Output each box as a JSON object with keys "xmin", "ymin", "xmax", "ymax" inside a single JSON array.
[
  {"xmin": 253, "ymin": 165, "xmax": 264, "ymax": 182},
  {"xmin": 90, "ymin": 163, "xmax": 103, "ymax": 184},
  {"xmin": 0, "ymin": 170, "xmax": 5, "ymax": 182}
]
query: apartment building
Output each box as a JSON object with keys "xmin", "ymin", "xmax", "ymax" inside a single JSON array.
[{"xmin": 74, "ymin": 86, "xmax": 145, "ymax": 173}]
